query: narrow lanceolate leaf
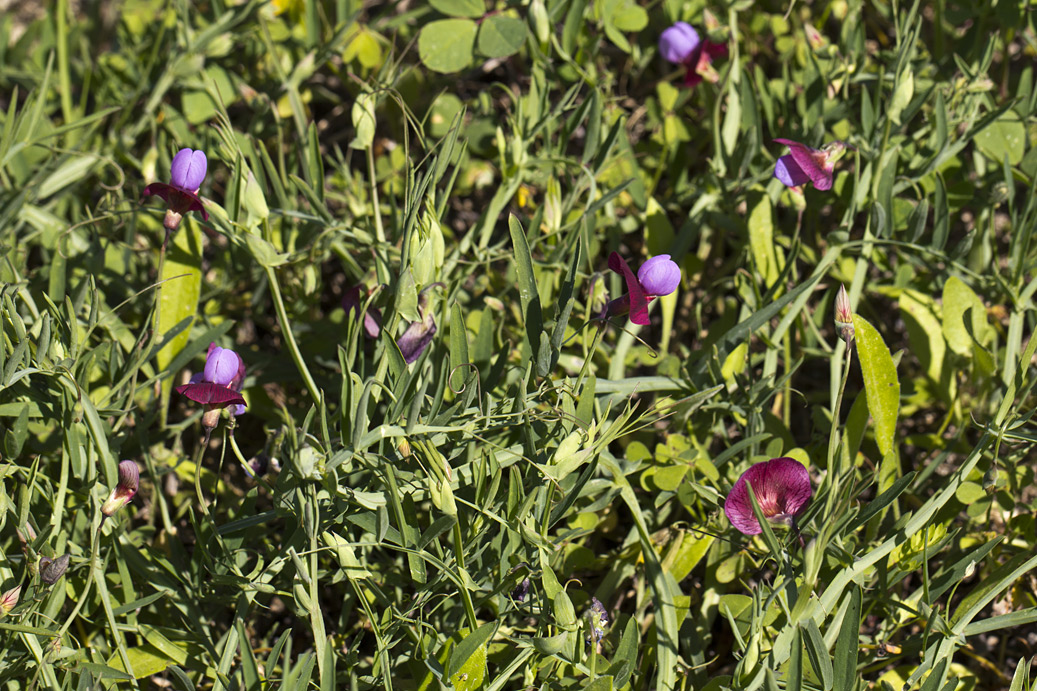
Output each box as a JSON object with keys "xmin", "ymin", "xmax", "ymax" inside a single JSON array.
[
  {"xmin": 833, "ymin": 587, "xmax": 861, "ymax": 691},
  {"xmin": 853, "ymin": 314, "xmax": 899, "ymax": 458},
  {"xmin": 157, "ymin": 224, "xmax": 203, "ymax": 391},
  {"xmin": 509, "ymin": 215, "xmax": 544, "ymax": 357}
]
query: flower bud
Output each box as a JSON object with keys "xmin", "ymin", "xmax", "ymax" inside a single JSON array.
[
  {"xmin": 0, "ymin": 586, "xmax": 21, "ymax": 615},
  {"xmin": 101, "ymin": 460, "xmax": 140, "ymax": 517},
  {"xmin": 834, "ymin": 284, "xmax": 854, "ymax": 343},
  {"xmin": 40, "ymin": 554, "xmax": 70, "ymax": 585},
  {"xmin": 529, "ymin": 0, "xmax": 550, "ymax": 45}
]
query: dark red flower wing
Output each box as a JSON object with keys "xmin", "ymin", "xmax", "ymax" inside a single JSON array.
[
  {"xmin": 175, "ymin": 382, "xmax": 246, "ymax": 407},
  {"xmin": 142, "ymin": 183, "xmax": 210, "ymax": 220},
  {"xmin": 607, "ymin": 252, "xmax": 649, "ymax": 325}
]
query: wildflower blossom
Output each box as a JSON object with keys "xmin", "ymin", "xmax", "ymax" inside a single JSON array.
[
  {"xmin": 175, "ymin": 343, "xmax": 247, "ymax": 439},
  {"xmin": 101, "ymin": 460, "xmax": 140, "ymax": 517},
  {"xmin": 723, "ymin": 457, "xmax": 812, "ymax": 535},
  {"xmin": 773, "ymin": 139, "xmax": 851, "ymax": 191},
  {"xmin": 142, "ymin": 148, "xmax": 209, "ymax": 241},
  {"xmin": 342, "ymin": 284, "xmax": 382, "ymax": 339},
  {"xmin": 600, "ymin": 252, "xmax": 681, "ymax": 325},
  {"xmin": 398, "ymin": 285, "xmax": 441, "ymax": 364},
  {"xmin": 659, "ymin": 21, "xmax": 727, "ymax": 87}
]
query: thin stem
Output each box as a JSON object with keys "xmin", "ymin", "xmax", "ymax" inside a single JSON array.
[
  {"xmin": 53, "ymin": 524, "xmax": 101, "ymax": 643},
  {"xmin": 265, "ymin": 264, "xmax": 321, "ymax": 403},
  {"xmin": 453, "ymin": 520, "xmax": 479, "ymax": 630}
]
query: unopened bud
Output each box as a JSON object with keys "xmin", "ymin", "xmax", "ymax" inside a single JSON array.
[
  {"xmin": 101, "ymin": 460, "xmax": 140, "ymax": 517},
  {"xmin": 804, "ymin": 24, "xmax": 826, "ymax": 52},
  {"xmin": 0, "ymin": 586, "xmax": 21, "ymax": 615},
  {"xmin": 529, "ymin": 0, "xmax": 550, "ymax": 45},
  {"xmin": 834, "ymin": 284, "xmax": 854, "ymax": 343},
  {"xmin": 40, "ymin": 554, "xmax": 70, "ymax": 585},
  {"xmin": 163, "ymin": 209, "xmax": 183, "ymax": 231},
  {"xmin": 398, "ymin": 438, "xmax": 412, "ymax": 459}
]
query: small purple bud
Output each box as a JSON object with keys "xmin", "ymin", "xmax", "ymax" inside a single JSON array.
[
  {"xmin": 204, "ymin": 346, "xmax": 242, "ymax": 387},
  {"xmin": 101, "ymin": 460, "xmax": 140, "ymax": 517},
  {"xmin": 170, "ymin": 148, "xmax": 207, "ymax": 192},
  {"xmin": 637, "ymin": 255, "xmax": 681, "ymax": 297},
  {"xmin": 659, "ymin": 22, "xmax": 700, "ymax": 64}
]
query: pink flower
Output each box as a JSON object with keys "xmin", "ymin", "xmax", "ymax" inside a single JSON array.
[
  {"xmin": 600, "ymin": 252, "xmax": 681, "ymax": 325},
  {"xmin": 101, "ymin": 460, "xmax": 140, "ymax": 517},
  {"xmin": 176, "ymin": 343, "xmax": 247, "ymax": 437},
  {"xmin": 142, "ymin": 148, "xmax": 210, "ymax": 237},
  {"xmin": 723, "ymin": 457, "xmax": 812, "ymax": 535},
  {"xmin": 773, "ymin": 139, "xmax": 852, "ymax": 191}
]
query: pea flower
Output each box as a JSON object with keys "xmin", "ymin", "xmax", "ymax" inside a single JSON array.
[
  {"xmin": 834, "ymin": 284, "xmax": 854, "ymax": 344},
  {"xmin": 0, "ymin": 586, "xmax": 20, "ymax": 615},
  {"xmin": 40, "ymin": 554, "xmax": 70, "ymax": 586},
  {"xmin": 398, "ymin": 285, "xmax": 442, "ymax": 364},
  {"xmin": 723, "ymin": 457, "xmax": 813, "ymax": 536},
  {"xmin": 175, "ymin": 343, "xmax": 247, "ymax": 440},
  {"xmin": 600, "ymin": 252, "xmax": 681, "ymax": 325},
  {"xmin": 142, "ymin": 148, "xmax": 210, "ymax": 242},
  {"xmin": 659, "ymin": 21, "xmax": 727, "ymax": 87},
  {"xmin": 101, "ymin": 460, "xmax": 140, "ymax": 518},
  {"xmin": 342, "ymin": 284, "xmax": 382, "ymax": 339},
  {"xmin": 773, "ymin": 139, "xmax": 851, "ymax": 191}
]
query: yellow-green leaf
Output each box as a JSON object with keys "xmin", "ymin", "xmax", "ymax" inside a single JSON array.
[{"xmin": 853, "ymin": 314, "xmax": 899, "ymax": 457}]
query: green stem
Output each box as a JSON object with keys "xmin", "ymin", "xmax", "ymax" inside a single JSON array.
[
  {"xmin": 53, "ymin": 525, "xmax": 101, "ymax": 644},
  {"xmin": 265, "ymin": 265, "xmax": 321, "ymax": 403},
  {"xmin": 453, "ymin": 520, "xmax": 479, "ymax": 630}
]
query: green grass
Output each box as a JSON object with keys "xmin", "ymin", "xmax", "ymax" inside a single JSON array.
[{"xmin": 1, "ymin": 0, "xmax": 1037, "ymax": 689}]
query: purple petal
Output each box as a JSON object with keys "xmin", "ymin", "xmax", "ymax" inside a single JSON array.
[
  {"xmin": 204, "ymin": 346, "xmax": 243, "ymax": 386},
  {"xmin": 723, "ymin": 457, "xmax": 813, "ymax": 535},
  {"xmin": 397, "ymin": 313, "xmax": 437, "ymax": 364},
  {"xmin": 774, "ymin": 139, "xmax": 832, "ymax": 190},
  {"xmin": 659, "ymin": 22, "xmax": 700, "ymax": 64},
  {"xmin": 608, "ymin": 252, "xmax": 650, "ymax": 325},
  {"xmin": 343, "ymin": 285, "xmax": 382, "ymax": 339},
  {"xmin": 637, "ymin": 255, "xmax": 681, "ymax": 297},
  {"xmin": 774, "ymin": 154, "xmax": 812, "ymax": 188},
  {"xmin": 170, "ymin": 148, "xmax": 207, "ymax": 191}
]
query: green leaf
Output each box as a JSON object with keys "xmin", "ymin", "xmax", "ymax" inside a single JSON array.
[
  {"xmin": 430, "ymin": 0, "xmax": 484, "ymax": 17},
  {"xmin": 833, "ymin": 587, "xmax": 861, "ymax": 691},
  {"xmin": 243, "ymin": 233, "xmax": 288, "ymax": 268},
  {"xmin": 418, "ymin": 19, "xmax": 477, "ymax": 73},
  {"xmin": 748, "ymin": 195, "xmax": 778, "ymax": 286},
  {"xmin": 508, "ymin": 215, "xmax": 544, "ymax": 361},
  {"xmin": 477, "ymin": 15, "xmax": 527, "ymax": 59},
  {"xmin": 887, "ymin": 69, "xmax": 914, "ymax": 125},
  {"xmin": 350, "ymin": 91, "xmax": 376, "ymax": 151},
  {"xmin": 853, "ymin": 314, "xmax": 899, "ymax": 458},
  {"xmin": 974, "ymin": 113, "xmax": 1026, "ymax": 166},
  {"xmin": 157, "ymin": 225, "xmax": 203, "ymax": 391},
  {"xmin": 942, "ymin": 276, "xmax": 989, "ymax": 356},
  {"xmin": 610, "ymin": 0, "xmax": 647, "ymax": 31},
  {"xmin": 447, "ymin": 622, "xmax": 495, "ymax": 680}
]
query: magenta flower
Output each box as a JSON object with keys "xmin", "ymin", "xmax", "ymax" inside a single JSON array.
[
  {"xmin": 101, "ymin": 460, "xmax": 140, "ymax": 517},
  {"xmin": 659, "ymin": 21, "xmax": 727, "ymax": 87},
  {"xmin": 398, "ymin": 285, "xmax": 441, "ymax": 364},
  {"xmin": 176, "ymin": 342, "xmax": 246, "ymax": 438},
  {"xmin": 342, "ymin": 285, "xmax": 382, "ymax": 339},
  {"xmin": 773, "ymin": 139, "xmax": 852, "ymax": 191},
  {"xmin": 600, "ymin": 252, "xmax": 681, "ymax": 325},
  {"xmin": 142, "ymin": 148, "xmax": 210, "ymax": 238},
  {"xmin": 724, "ymin": 457, "xmax": 812, "ymax": 535}
]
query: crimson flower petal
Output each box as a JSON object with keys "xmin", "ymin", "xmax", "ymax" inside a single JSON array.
[
  {"xmin": 723, "ymin": 457, "xmax": 813, "ymax": 536},
  {"xmin": 608, "ymin": 252, "xmax": 649, "ymax": 325}
]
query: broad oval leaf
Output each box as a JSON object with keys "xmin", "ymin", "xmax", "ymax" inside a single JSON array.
[
  {"xmin": 430, "ymin": 0, "xmax": 484, "ymax": 18},
  {"xmin": 477, "ymin": 15, "xmax": 527, "ymax": 58},
  {"xmin": 418, "ymin": 19, "xmax": 477, "ymax": 73},
  {"xmin": 853, "ymin": 314, "xmax": 899, "ymax": 458},
  {"xmin": 941, "ymin": 275, "xmax": 989, "ymax": 356}
]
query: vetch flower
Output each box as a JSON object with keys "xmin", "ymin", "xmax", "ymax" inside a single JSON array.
[
  {"xmin": 0, "ymin": 586, "xmax": 20, "ymax": 615},
  {"xmin": 398, "ymin": 284, "xmax": 442, "ymax": 364},
  {"xmin": 101, "ymin": 460, "xmax": 140, "ymax": 517},
  {"xmin": 724, "ymin": 457, "xmax": 813, "ymax": 536},
  {"xmin": 142, "ymin": 148, "xmax": 210, "ymax": 241},
  {"xmin": 586, "ymin": 597, "xmax": 609, "ymax": 645},
  {"xmin": 773, "ymin": 139, "xmax": 852, "ymax": 191},
  {"xmin": 342, "ymin": 284, "xmax": 382, "ymax": 339},
  {"xmin": 600, "ymin": 252, "xmax": 681, "ymax": 325},
  {"xmin": 175, "ymin": 343, "xmax": 247, "ymax": 439},
  {"xmin": 659, "ymin": 21, "xmax": 727, "ymax": 87},
  {"xmin": 834, "ymin": 284, "xmax": 854, "ymax": 344},
  {"xmin": 40, "ymin": 554, "xmax": 70, "ymax": 585}
]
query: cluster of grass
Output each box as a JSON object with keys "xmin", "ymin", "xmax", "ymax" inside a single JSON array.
[{"xmin": 1, "ymin": 0, "xmax": 1037, "ymax": 688}]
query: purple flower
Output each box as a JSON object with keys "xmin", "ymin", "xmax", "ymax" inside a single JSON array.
[
  {"xmin": 176, "ymin": 342, "xmax": 247, "ymax": 437},
  {"xmin": 342, "ymin": 285, "xmax": 382, "ymax": 339},
  {"xmin": 600, "ymin": 252, "xmax": 681, "ymax": 326},
  {"xmin": 398, "ymin": 286, "xmax": 441, "ymax": 364},
  {"xmin": 101, "ymin": 460, "xmax": 140, "ymax": 517},
  {"xmin": 659, "ymin": 22, "xmax": 700, "ymax": 64},
  {"xmin": 724, "ymin": 457, "xmax": 813, "ymax": 535},
  {"xmin": 142, "ymin": 147, "xmax": 210, "ymax": 237},
  {"xmin": 773, "ymin": 139, "xmax": 852, "ymax": 191},
  {"xmin": 659, "ymin": 22, "xmax": 727, "ymax": 88}
]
